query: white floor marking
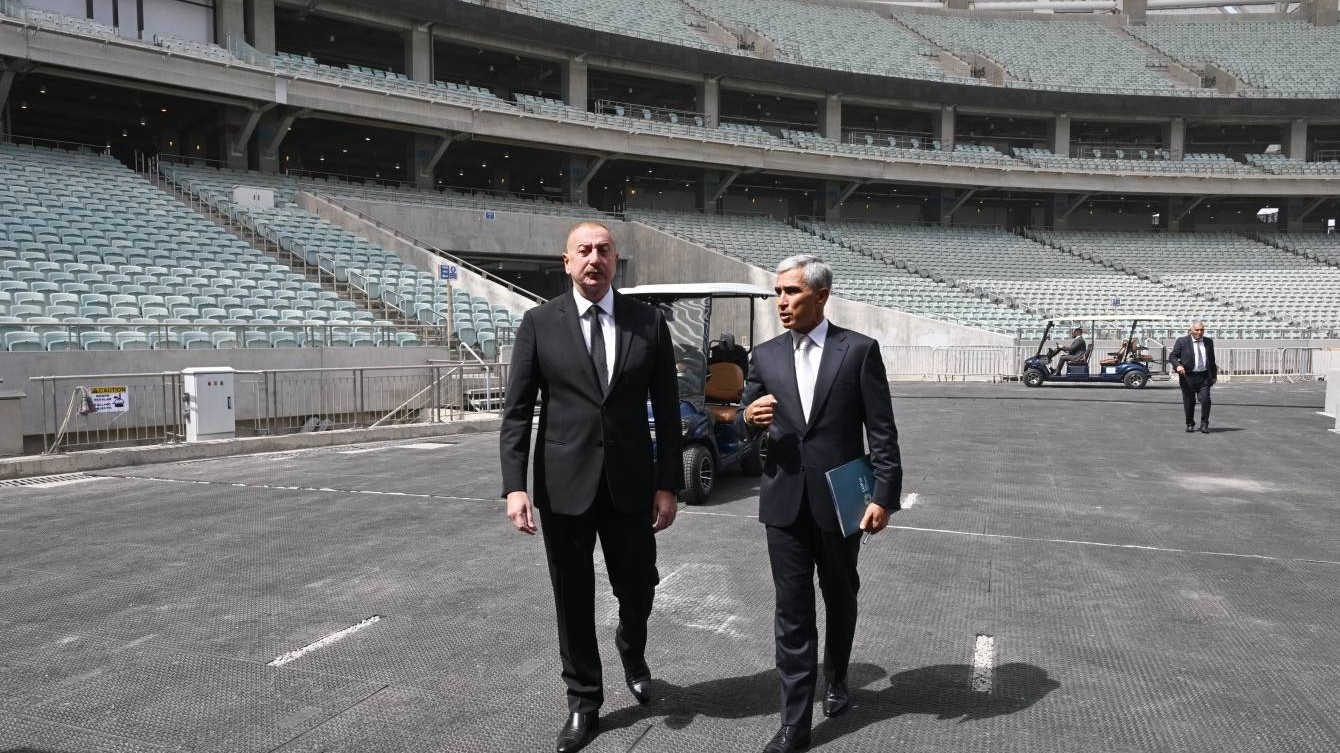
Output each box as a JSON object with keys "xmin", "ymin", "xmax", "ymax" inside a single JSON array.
[
  {"xmin": 887, "ymin": 524, "xmax": 1310, "ymax": 563},
  {"xmin": 903, "ymin": 492, "xmax": 919, "ymax": 508},
  {"xmin": 338, "ymin": 447, "xmax": 386, "ymax": 454},
  {"xmin": 398, "ymin": 443, "xmax": 453, "ymax": 450},
  {"xmin": 115, "ymin": 474, "xmax": 495, "ymax": 503},
  {"xmin": 971, "ymin": 634, "xmax": 994, "ymax": 693},
  {"xmin": 267, "ymin": 616, "xmax": 382, "ymax": 667}
]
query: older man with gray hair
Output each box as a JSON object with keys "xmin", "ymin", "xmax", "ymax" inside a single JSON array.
[{"xmin": 738, "ymin": 254, "xmax": 903, "ymax": 753}]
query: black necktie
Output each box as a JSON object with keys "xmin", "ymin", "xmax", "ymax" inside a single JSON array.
[{"xmin": 587, "ymin": 306, "xmax": 608, "ymax": 395}]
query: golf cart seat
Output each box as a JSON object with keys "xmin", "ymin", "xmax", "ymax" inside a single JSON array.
[{"xmin": 705, "ymin": 362, "xmax": 744, "ymax": 423}]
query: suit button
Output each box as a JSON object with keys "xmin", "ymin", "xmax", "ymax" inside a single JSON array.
[{"xmin": 596, "ymin": 440, "xmax": 604, "ymax": 448}]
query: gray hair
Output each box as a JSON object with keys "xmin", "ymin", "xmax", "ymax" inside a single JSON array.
[{"xmin": 776, "ymin": 254, "xmax": 832, "ymax": 292}]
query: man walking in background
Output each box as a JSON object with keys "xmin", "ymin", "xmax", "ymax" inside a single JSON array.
[
  {"xmin": 1169, "ymin": 320, "xmax": 1218, "ymax": 434},
  {"xmin": 500, "ymin": 221, "xmax": 682, "ymax": 753},
  {"xmin": 738, "ymin": 254, "xmax": 903, "ymax": 753}
]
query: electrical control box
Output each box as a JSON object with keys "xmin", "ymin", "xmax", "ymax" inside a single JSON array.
[{"xmin": 182, "ymin": 367, "xmax": 235, "ymax": 442}]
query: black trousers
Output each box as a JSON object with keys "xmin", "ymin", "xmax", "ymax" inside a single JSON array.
[
  {"xmin": 765, "ymin": 497, "xmax": 862, "ymax": 730},
  {"xmin": 1179, "ymin": 371, "xmax": 1213, "ymax": 425},
  {"xmin": 539, "ymin": 478, "xmax": 658, "ymax": 713}
]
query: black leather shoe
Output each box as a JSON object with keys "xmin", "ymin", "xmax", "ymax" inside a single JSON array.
[
  {"xmin": 1186, "ymin": 424, "xmax": 1196, "ymax": 433},
  {"xmin": 822, "ymin": 681, "xmax": 850, "ymax": 718},
  {"xmin": 556, "ymin": 712, "xmax": 598, "ymax": 753},
  {"xmin": 762, "ymin": 725, "xmax": 811, "ymax": 753},
  {"xmin": 625, "ymin": 673, "xmax": 652, "ymax": 705},
  {"xmin": 1200, "ymin": 423, "xmax": 1210, "ymax": 434}
]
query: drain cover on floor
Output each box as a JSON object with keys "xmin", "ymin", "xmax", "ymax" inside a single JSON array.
[{"xmin": 0, "ymin": 473, "xmax": 106, "ymax": 489}]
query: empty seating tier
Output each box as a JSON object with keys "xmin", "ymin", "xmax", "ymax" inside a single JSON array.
[
  {"xmin": 1030, "ymin": 230, "xmax": 1340, "ymax": 335},
  {"xmin": 629, "ymin": 210, "xmax": 1044, "ymax": 335},
  {"xmin": 815, "ymin": 222, "xmax": 1283, "ymax": 337},
  {"xmin": 1129, "ymin": 21, "xmax": 1340, "ymax": 96},
  {"xmin": 0, "ymin": 143, "xmax": 430, "ymax": 351}
]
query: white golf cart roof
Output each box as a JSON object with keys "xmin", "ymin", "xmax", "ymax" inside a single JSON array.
[
  {"xmin": 620, "ymin": 282, "xmax": 773, "ymax": 298},
  {"xmin": 1046, "ymin": 313, "xmax": 1169, "ymax": 322}
]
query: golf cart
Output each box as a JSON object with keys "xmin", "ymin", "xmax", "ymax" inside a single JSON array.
[
  {"xmin": 621, "ymin": 282, "xmax": 774, "ymax": 505},
  {"xmin": 1021, "ymin": 314, "xmax": 1167, "ymax": 389}
]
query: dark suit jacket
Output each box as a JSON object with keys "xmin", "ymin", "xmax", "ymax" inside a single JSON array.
[
  {"xmin": 737, "ymin": 323, "xmax": 902, "ymax": 533},
  {"xmin": 1168, "ymin": 335, "xmax": 1218, "ymax": 381},
  {"xmin": 500, "ymin": 291, "xmax": 682, "ymax": 515}
]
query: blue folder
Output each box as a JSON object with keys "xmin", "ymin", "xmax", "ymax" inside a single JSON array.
[{"xmin": 824, "ymin": 455, "xmax": 876, "ymax": 538}]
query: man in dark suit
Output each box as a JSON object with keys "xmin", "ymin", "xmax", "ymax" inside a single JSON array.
[
  {"xmin": 500, "ymin": 221, "xmax": 682, "ymax": 753},
  {"xmin": 1049, "ymin": 326, "xmax": 1088, "ymax": 374},
  {"xmin": 738, "ymin": 254, "xmax": 903, "ymax": 753},
  {"xmin": 1168, "ymin": 320, "xmax": 1218, "ymax": 434}
]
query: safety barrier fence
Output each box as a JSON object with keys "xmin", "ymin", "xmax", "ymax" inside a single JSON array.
[
  {"xmin": 883, "ymin": 345, "xmax": 1323, "ymax": 381},
  {"xmin": 31, "ymin": 362, "xmax": 509, "ymax": 454}
]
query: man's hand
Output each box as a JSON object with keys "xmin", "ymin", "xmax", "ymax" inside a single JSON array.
[
  {"xmin": 1175, "ymin": 365, "xmax": 1186, "ymax": 375},
  {"xmin": 744, "ymin": 394, "xmax": 777, "ymax": 428},
  {"xmin": 859, "ymin": 502, "xmax": 890, "ymax": 537},
  {"xmin": 506, "ymin": 491, "xmax": 536, "ymax": 535},
  {"xmin": 652, "ymin": 490, "xmax": 678, "ymax": 532}
]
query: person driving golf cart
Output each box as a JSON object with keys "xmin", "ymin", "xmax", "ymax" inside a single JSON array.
[{"xmin": 1048, "ymin": 327, "xmax": 1088, "ymax": 374}]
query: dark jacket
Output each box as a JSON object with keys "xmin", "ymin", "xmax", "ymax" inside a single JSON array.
[
  {"xmin": 500, "ymin": 291, "xmax": 682, "ymax": 514},
  {"xmin": 737, "ymin": 323, "xmax": 902, "ymax": 532},
  {"xmin": 1168, "ymin": 335, "xmax": 1218, "ymax": 382}
]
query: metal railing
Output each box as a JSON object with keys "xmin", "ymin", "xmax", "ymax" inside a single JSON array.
[
  {"xmin": 881, "ymin": 344, "xmax": 1325, "ymax": 382},
  {"xmin": 32, "ymin": 362, "xmax": 509, "ymax": 454},
  {"xmin": 36, "ymin": 372, "xmax": 185, "ymax": 453}
]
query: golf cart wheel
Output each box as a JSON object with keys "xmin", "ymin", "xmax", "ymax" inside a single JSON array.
[
  {"xmin": 739, "ymin": 436, "xmax": 766, "ymax": 476},
  {"xmin": 1023, "ymin": 369, "xmax": 1046, "ymax": 388},
  {"xmin": 1123, "ymin": 371, "xmax": 1149, "ymax": 389},
  {"xmin": 680, "ymin": 444, "xmax": 715, "ymax": 505}
]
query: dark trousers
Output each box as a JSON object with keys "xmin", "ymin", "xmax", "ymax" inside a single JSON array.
[
  {"xmin": 766, "ymin": 499, "xmax": 862, "ymax": 730},
  {"xmin": 539, "ymin": 479, "xmax": 658, "ymax": 713},
  {"xmin": 1180, "ymin": 371, "xmax": 1213, "ymax": 425}
]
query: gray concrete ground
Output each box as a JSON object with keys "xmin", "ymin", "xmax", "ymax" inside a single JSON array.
[{"xmin": 1, "ymin": 381, "xmax": 1337, "ymax": 752}]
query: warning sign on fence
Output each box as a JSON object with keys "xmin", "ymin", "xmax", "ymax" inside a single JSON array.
[{"xmin": 88, "ymin": 386, "xmax": 129, "ymax": 413}]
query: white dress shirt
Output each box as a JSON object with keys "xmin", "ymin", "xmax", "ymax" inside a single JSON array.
[
  {"xmin": 574, "ymin": 287, "xmax": 615, "ymax": 380},
  {"xmin": 792, "ymin": 318, "xmax": 830, "ymax": 422},
  {"xmin": 1192, "ymin": 338, "xmax": 1206, "ymax": 373}
]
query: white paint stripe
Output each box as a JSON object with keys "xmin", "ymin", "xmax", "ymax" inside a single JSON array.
[
  {"xmin": 114, "ymin": 474, "xmax": 494, "ymax": 503},
  {"xmin": 26, "ymin": 477, "xmax": 107, "ymax": 489},
  {"xmin": 888, "ymin": 524, "xmax": 1295, "ymax": 563},
  {"xmin": 398, "ymin": 443, "xmax": 453, "ymax": 450},
  {"xmin": 971, "ymin": 634, "xmax": 994, "ymax": 693},
  {"xmin": 267, "ymin": 616, "xmax": 381, "ymax": 667},
  {"xmin": 903, "ymin": 493, "xmax": 919, "ymax": 508},
  {"xmin": 338, "ymin": 447, "xmax": 387, "ymax": 454}
]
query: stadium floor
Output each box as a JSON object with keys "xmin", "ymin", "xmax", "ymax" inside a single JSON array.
[{"xmin": 1, "ymin": 381, "xmax": 1337, "ymax": 753}]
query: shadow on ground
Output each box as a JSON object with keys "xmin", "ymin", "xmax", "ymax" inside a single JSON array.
[{"xmin": 601, "ymin": 661, "xmax": 1059, "ymax": 745}]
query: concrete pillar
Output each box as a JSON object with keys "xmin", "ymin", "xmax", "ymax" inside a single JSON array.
[
  {"xmin": 1049, "ymin": 113, "xmax": 1071, "ymax": 157},
  {"xmin": 562, "ymin": 57, "xmax": 588, "ymax": 110},
  {"xmin": 214, "ymin": 0, "xmax": 245, "ymax": 47},
  {"xmin": 934, "ymin": 105, "xmax": 955, "ymax": 151},
  {"xmin": 246, "ymin": 0, "xmax": 275, "ymax": 55},
  {"xmin": 697, "ymin": 76, "xmax": 720, "ymax": 128},
  {"xmin": 1046, "ymin": 194, "xmax": 1069, "ymax": 229},
  {"xmin": 1311, "ymin": 0, "xmax": 1338, "ymax": 26},
  {"xmin": 1279, "ymin": 197, "xmax": 1306, "ymax": 233},
  {"xmin": 936, "ymin": 189, "xmax": 955, "ymax": 226},
  {"xmin": 256, "ymin": 110, "xmax": 284, "ymax": 173},
  {"xmin": 1164, "ymin": 197, "xmax": 1195, "ymax": 232},
  {"xmin": 0, "ymin": 389, "xmax": 24, "ymax": 457},
  {"xmin": 698, "ymin": 170, "xmax": 722, "ymax": 213},
  {"xmin": 821, "ymin": 94, "xmax": 842, "ymax": 141},
  {"xmin": 405, "ymin": 25, "xmax": 433, "ymax": 82},
  {"xmin": 220, "ymin": 108, "xmax": 252, "ymax": 170},
  {"xmin": 1123, "ymin": 0, "xmax": 1147, "ymax": 25},
  {"xmin": 563, "ymin": 155, "xmax": 595, "ymax": 205},
  {"xmin": 1284, "ymin": 119, "xmax": 1308, "ymax": 160},
  {"xmin": 822, "ymin": 181, "xmax": 843, "ymax": 221},
  {"xmin": 1163, "ymin": 117, "xmax": 1185, "ymax": 160}
]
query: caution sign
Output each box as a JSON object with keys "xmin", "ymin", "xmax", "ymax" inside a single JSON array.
[{"xmin": 88, "ymin": 386, "xmax": 129, "ymax": 413}]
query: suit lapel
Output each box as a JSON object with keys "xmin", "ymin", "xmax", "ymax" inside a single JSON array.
[
  {"xmin": 608, "ymin": 293, "xmax": 633, "ymax": 397},
  {"xmin": 806, "ymin": 326, "xmax": 849, "ymax": 433}
]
